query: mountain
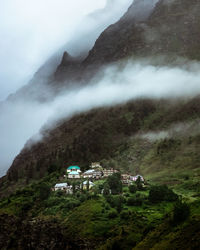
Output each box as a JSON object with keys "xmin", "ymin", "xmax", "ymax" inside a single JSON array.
[
  {"xmin": 54, "ymin": 0, "xmax": 200, "ymax": 86},
  {"xmin": 5, "ymin": 0, "xmax": 200, "ymax": 102},
  {"xmin": 3, "ymin": 0, "xmax": 200, "ymax": 188},
  {"xmin": 1, "ymin": 0, "xmax": 200, "ymax": 249}
]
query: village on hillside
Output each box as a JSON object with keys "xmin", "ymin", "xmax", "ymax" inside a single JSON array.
[{"xmin": 53, "ymin": 162, "xmax": 145, "ymax": 194}]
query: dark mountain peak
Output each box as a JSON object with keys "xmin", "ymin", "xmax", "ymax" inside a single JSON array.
[
  {"xmin": 61, "ymin": 51, "xmax": 76, "ymax": 65},
  {"xmin": 54, "ymin": 51, "xmax": 83, "ymax": 82},
  {"xmin": 122, "ymin": 0, "xmax": 159, "ymax": 22}
]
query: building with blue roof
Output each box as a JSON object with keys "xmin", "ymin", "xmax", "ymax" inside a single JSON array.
[{"xmin": 67, "ymin": 166, "xmax": 81, "ymax": 173}]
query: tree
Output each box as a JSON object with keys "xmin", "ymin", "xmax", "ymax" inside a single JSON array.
[
  {"xmin": 107, "ymin": 173, "xmax": 122, "ymax": 195},
  {"xmin": 148, "ymin": 185, "xmax": 178, "ymax": 203},
  {"xmin": 103, "ymin": 183, "xmax": 111, "ymax": 196},
  {"xmin": 72, "ymin": 182, "xmax": 76, "ymax": 194},
  {"xmin": 38, "ymin": 182, "xmax": 51, "ymax": 200},
  {"xmin": 86, "ymin": 179, "xmax": 90, "ymax": 191},
  {"xmin": 173, "ymin": 201, "xmax": 190, "ymax": 224},
  {"xmin": 129, "ymin": 184, "xmax": 137, "ymax": 193},
  {"xmin": 136, "ymin": 176, "xmax": 143, "ymax": 190},
  {"xmin": 47, "ymin": 163, "xmax": 58, "ymax": 174}
]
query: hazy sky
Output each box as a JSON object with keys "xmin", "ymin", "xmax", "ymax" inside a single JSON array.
[
  {"xmin": 0, "ymin": 0, "xmax": 133, "ymax": 175},
  {"xmin": 0, "ymin": 0, "xmax": 107, "ymax": 101}
]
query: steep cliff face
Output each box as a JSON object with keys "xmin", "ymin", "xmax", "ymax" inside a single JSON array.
[
  {"xmin": 55, "ymin": 0, "xmax": 200, "ymax": 83},
  {"xmin": 6, "ymin": 0, "xmax": 200, "ymax": 100},
  {"xmin": 82, "ymin": 0, "xmax": 200, "ymax": 67},
  {"xmin": 2, "ymin": 0, "xmax": 200, "ymax": 190}
]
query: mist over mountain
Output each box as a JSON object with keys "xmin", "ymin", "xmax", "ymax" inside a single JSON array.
[
  {"xmin": 0, "ymin": 0, "xmax": 132, "ymax": 176},
  {"xmin": 0, "ymin": 0, "xmax": 132, "ymax": 101},
  {"xmin": 0, "ymin": 0, "xmax": 200, "ymax": 194},
  {"xmin": 1, "ymin": 0, "xmax": 200, "ymax": 176},
  {"xmin": 1, "ymin": 1, "xmax": 200, "ymax": 249}
]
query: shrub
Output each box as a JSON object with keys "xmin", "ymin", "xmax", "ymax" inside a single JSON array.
[
  {"xmin": 108, "ymin": 210, "xmax": 118, "ymax": 219},
  {"xmin": 120, "ymin": 210, "xmax": 130, "ymax": 219},
  {"xmin": 136, "ymin": 176, "xmax": 143, "ymax": 190},
  {"xmin": 127, "ymin": 196, "xmax": 143, "ymax": 206},
  {"xmin": 103, "ymin": 183, "xmax": 111, "ymax": 196},
  {"xmin": 37, "ymin": 182, "xmax": 51, "ymax": 200},
  {"xmin": 173, "ymin": 201, "xmax": 190, "ymax": 224},
  {"xmin": 106, "ymin": 195, "xmax": 125, "ymax": 212},
  {"xmin": 129, "ymin": 184, "xmax": 137, "ymax": 194},
  {"xmin": 107, "ymin": 173, "xmax": 122, "ymax": 194},
  {"xmin": 148, "ymin": 185, "xmax": 178, "ymax": 203},
  {"xmin": 56, "ymin": 190, "xmax": 65, "ymax": 197},
  {"xmin": 79, "ymin": 194, "xmax": 87, "ymax": 202},
  {"xmin": 124, "ymin": 192, "xmax": 130, "ymax": 197},
  {"xmin": 61, "ymin": 199, "xmax": 80, "ymax": 210}
]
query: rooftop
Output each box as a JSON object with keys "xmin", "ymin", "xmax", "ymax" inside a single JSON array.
[
  {"xmin": 67, "ymin": 166, "xmax": 80, "ymax": 170},
  {"xmin": 68, "ymin": 171, "xmax": 80, "ymax": 175},
  {"xmin": 83, "ymin": 181, "xmax": 95, "ymax": 185},
  {"xmin": 55, "ymin": 183, "xmax": 68, "ymax": 188},
  {"xmin": 84, "ymin": 169, "xmax": 95, "ymax": 174}
]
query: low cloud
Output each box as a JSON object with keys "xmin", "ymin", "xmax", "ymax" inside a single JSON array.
[
  {"xmin": 1, "ymin": 59, "xmax": 200, "ymax": 176},
  {"xmin": 0, "ymin": 0, "xmax": 132, "ymax": 101}
]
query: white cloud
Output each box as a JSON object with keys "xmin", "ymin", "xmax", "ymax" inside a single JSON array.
[
  {"xmin": 0, "ymin": 0, "xmax": 132, "ymax": 100},
  {"xmin": 1, "ymin": 60, "xmax": 200, "ymax": 176}
]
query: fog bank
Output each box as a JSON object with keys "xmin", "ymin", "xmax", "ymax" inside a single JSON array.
[
  {"xmin": 1, "ymin": 60, "xmax": 200, "ymax": 176},
  {"xmin": 0, "ymin": 0, "xmax": 132, "ymax": 101}
]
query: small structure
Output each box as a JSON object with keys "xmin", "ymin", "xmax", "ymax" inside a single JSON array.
[
  {"xmin": 82, "ymin": 169, "xmax": 103, "ymax": 179},
  {"xmin": 103, "ymin": 168, "xmax": 118, "ymax": 178},
  {"xmin": 93, "ymin": 170, "xmax": 103, "ymax": 179},
  {"xmin": 130, "ymin": 175, "xmax": 144, "ymax": 182},
  {"xmin": 90, "ymin": 162, "xmax": 102, "ymax": 170},
  {"xmin": 82, "ymin": 169, "xmax": 95, "ymax": 178},
  {"xmin": 54, "ymin": 183, "xmax": 68, "ymax": 191},
  {"xmin": 121, "ymin": 174, "xmax": 131, "ymax": 185},
  {"xmin": 67, "ymin": 166, "xmax": 81, "ymax": 173},
  {"xmin": 68, "ymin": 171, "xmax": 81, "ymax": 179},
  {"xmin": 82, "ymin": 180, "xmax": 95, "ymax": 190},
  {"xmin": 66, "ymin": 185, "xmax": 73, "ymax": 194}
]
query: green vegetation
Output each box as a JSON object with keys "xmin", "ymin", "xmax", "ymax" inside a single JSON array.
[
  {"xmin": 1, "ymin": 97, "xmax": 200, "ymax": 248},
  {"xmin": 0, "ymin": 171, "xmax": 199, "ymax": 249}
]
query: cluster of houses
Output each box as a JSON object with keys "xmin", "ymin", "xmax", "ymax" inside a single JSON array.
[
  {"xmin": 53, "ymin": 162, "xmax": 144, "ymax": 193},
  {"xmin": 65, "ymin": 162, "xmax": 118, "ymax": 180},
  {"xmin": 121, "ymin": 174, "xmax": 144, "ymax": 185},
  {"xmin": 53, "ymin": 180, "xmax": 95, "ymax": 194}
]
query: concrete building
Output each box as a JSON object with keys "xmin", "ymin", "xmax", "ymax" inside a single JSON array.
[
  {"xmin": 68, "ymin": 171, "xmax": 81, "ymax": 179},
  {"xmin": 54, "ymin": 183, "xmax": 68, "ymax": 191}
]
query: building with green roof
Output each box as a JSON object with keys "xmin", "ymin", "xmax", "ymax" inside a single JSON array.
[{"xmin": 67, "ymin": 166, "xmax": 81, "ymax": 174}]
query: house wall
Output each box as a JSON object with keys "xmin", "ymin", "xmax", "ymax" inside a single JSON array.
[{"xmin": 68, "ymin": 174, "xmax": 80, "ymax": 179}]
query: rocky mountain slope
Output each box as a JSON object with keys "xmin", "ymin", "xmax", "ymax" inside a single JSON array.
[
  {"xmin": 2, "ymin": 0, "xmax": 200, "ymax": 192},
  {"xmin": 1, "ymin": 1, "xmax": 200, "ymax": 249},
  {"xmin": 57, "ymin": 0, "xmax": 200, "ymax": 83},
  {"xmin": 5, "ymin": 0, "xmax": 200, "ymax": 102},
  {"xmin": 1, "ymin": 96, "xmax": 200, "ymax": 197}
]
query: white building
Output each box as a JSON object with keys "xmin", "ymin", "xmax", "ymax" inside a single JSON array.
[
  {"xmin": 82, "ymin": 180, "xmax": 95, "ymax": 190},
  {"xmin": 82, "ymin": 169, "xmax": 95, "ymax": 178},
  {"xmin": 90, "ymin": 162, "xmax": 102, "ymax": 169},
  {"xmin": 67, "ymin": 166, "xmax": 81, "ymax": 173},
  {"xmin": 82, "ymin": 169, "xmax": 103, "ymax": 179},
  {"xmin": 68, "ymin": 171, "xmax": 81, "ymax": 179},
  {"xmin": 54, "ymin": 183, "xmax": 68, "ymax": 191},
  {"xmin": 103, "ymin": 168, "xmax": 118, "ymax": 177},
  {"xmin": 130, "ymin": 175, "xmax": 144, "ymax": 182}
]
